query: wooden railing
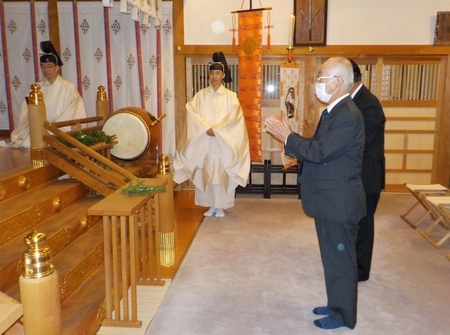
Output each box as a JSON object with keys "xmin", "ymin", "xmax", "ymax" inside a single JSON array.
[
  {"xmin": 43, "ymin": 117, "xmax": 139, "ymax": 196},
  {"xmin": 88, "ymin": 176, "xmax": 167, "ymax": 327},
  {"xmin": 42, "ymin": 116, "xmax": 169, "ymax": 328}
]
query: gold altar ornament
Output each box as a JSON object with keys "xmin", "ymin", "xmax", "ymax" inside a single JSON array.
[
  {"xmin": 21, "ymin": 231, "xmax": 55, "ymax": 279},
  {"xmin": 97, "ymin": 85, "xmax": 107, "ymax": 101},
  {"xmin": 158, "ymin": 153, "xmax": 171, "ymax": 175},
  {"xmin": 29, "ymin": 84, "xmax": 44, "ymax": 105},
  {"xmin": 20, "ymin": 230, "xmax": 62, "ymax": 334},
  {"xmin": 18, "ymin": 176, "xmax": 30, "ymax": 190},
  {"xmin": 28, "ymin": 83, "xmax": 47, "ymax": 167},
  {"xmin": 53, "ymin": 196, "xmax": 62, "ymax": 211}
]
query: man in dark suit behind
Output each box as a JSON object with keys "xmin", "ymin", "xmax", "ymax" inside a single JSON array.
[
  {"xmin": 265, "ymin": 57, "xmax": 366, "ymax": 330},
  {"xmin": 348, "ymin": 59, "xmax": 386, "ymax": 282}
]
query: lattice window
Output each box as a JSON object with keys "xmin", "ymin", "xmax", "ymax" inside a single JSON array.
[
  {"xmin": 188, "ymin": 58, "xmax": 440, "ymax": 103},
  {"xmin": 187, "ymin": 57, "xmax": 280, "ymax": 101},
  {"xmin": 261, "ymin": 63, "xmax": 280, "ymax": 101},
  {"xmin": 382, "ymin": 63, "xmax": 439, "ymax": 101},
  {"xmin": 358, "ymin": 63, "xmax": 377, "ymax": 95}
]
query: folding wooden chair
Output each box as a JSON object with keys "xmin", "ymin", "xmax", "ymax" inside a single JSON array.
[
  {"xmin": 419, "ymin": 196, "xmax": 450, "ymax": 248},
  {"xmin": 400, "ymin": 183, "xmax": 449, "ymax": 229}
]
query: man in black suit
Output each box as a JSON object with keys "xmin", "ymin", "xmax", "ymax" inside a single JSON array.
[
  {"xmin": 265, "ymin": 57, "xmax": 366, "ymax": 330},
  {"xmin": 348, "ymin": 59, "xmax": 386, "ymax": 282}
]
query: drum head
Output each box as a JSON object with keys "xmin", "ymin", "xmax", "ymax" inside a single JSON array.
[{"xmin": 102, "ymin": 111, "xmax": 150, "ymax": 161}]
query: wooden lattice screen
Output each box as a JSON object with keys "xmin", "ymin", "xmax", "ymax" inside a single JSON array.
[{"xmin": 186, "ymin": 57, "xmax": 442, "ymax": 189}]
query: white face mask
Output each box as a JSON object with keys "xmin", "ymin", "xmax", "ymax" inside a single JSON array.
[{"xmin": 315, "ymin": 77, "xmax": 337, "ymax": 103}]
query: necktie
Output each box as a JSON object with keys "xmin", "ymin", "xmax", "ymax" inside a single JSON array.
[{"xmin": 320, "ymin": 109, "xmax": 329, "ymax": 123}]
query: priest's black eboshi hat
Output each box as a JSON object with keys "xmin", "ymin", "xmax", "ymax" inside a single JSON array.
[
  {"xmin": 211, "ymin": 51, "xmax": 232, "ymax": 83},
  {"xmin": 40, "ymin": 40, "xmax": 63, "ymax": 66}
]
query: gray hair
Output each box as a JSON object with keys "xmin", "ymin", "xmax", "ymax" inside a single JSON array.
[{"xmin": 327, "ymin": 57, "xmax": 354, "ymax": 91}]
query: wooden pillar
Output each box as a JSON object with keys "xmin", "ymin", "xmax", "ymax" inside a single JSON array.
[
  {"xmin": 28, "ymin": 84, "xmax": 47, "ymax": 168},
  {"xmin": 47, "ymin": 0, "xmax": 60, "ymax": 61}
]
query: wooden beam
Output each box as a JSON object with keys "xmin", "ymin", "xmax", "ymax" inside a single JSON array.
[
  {"xmin": 47, "ymin": 0, "xmax": 60, "ymax": 58},
  {"xmin": 173, "ymin": 0, "xmax": 187, "ymax": 148}
]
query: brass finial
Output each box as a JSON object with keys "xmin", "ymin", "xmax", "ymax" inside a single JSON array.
[
  {"xmin": 0, "ymin": 183, "xmax": 5, "ymax": 200},
  {"xmin": 53, "ymin": 196, "xmax": 62, "ymax": 211},
  {"xmin": 18, "ymin": 176, "xmax": 30, "ymax": 189},
  {"xmin": 22, "ymin": 231, "xmax": 55, "ymax": 278},
  {"xmin": 97, "ymin": 86, "xmax": 107, "ymax": 101},
  {"xmin": 158, "ymin": 154, "xmax": 171, "ymax": 175},
  {"xmin": 29, "ymin": 84, "xmax": 44, "ymax": 106}
]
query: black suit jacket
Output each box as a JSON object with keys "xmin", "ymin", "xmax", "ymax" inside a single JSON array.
[
  {"xmin": 353, "ymin": 85, "xmax": 386, "ymax": 194},
  {"xmin": 285, "ymin": 95, "xmax": 366, "ymax": 223}
]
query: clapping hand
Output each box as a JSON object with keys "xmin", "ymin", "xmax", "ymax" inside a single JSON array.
[{"xmin": 264, "ymin": 115, "xmax": 292, "ymax": 143}]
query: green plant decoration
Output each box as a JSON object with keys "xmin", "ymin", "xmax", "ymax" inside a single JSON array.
[
  {"xmin": 121, "ymin": 179, "xmax": 166, "ymax": 195},
  {"xmin": 60, "ymin": 130, "xmax": 117, "ymax": 147}
]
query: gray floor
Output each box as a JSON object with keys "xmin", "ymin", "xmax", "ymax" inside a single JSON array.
[{"xmin": 146, "ymin": 193, "xmax": 450, "ymax": 335}]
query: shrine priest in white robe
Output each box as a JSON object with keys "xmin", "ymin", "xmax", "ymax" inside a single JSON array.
[
  {"xmin": 174, "ymin": 59, "xmax": 250, "ymax": 218},
  {"xmin": 9, "ymin": 51, "xmax": 87, "ymax": 148}
]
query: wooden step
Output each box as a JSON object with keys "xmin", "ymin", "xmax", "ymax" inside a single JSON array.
[
  {"xmin": 0, "ymin": 146, "xmax": 156, "ymax": 334},
  {"xmin": 61, "ymin": 262, "xmax": 105, "ymax": 335},
  {"xmin": 0, "ymin": 164, "xmax": 65, "ymax": 202},
  {"xmin": 6, "ymin": 220, "xmax": 105, "ymax": 300},
  {"xmin": 5, "ymin": 259, "xmax": 106, "ymax": 335},
  {"xmin": 53, "ymin": 221, "xmax": 104, "ymax": 302},
  {"xmin": 0, "ymin": 180, "xmax": 87, "ymax": 247},
  {"xmin": 0, "ymin": 196, "xmax": 102, "ymax": 293},
  {"xmin": 4, "ymin": 217, "xmax": 106, "ymax": 335}
]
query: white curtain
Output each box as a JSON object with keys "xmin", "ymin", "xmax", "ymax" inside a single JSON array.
[
  {"xmin": 59, "ymin": 1, "xmax": 175, "ymax": 158},
  {"xmin": 0, "ymin": 2, "xmax": 48, "ymax": 131},
  {"xmin": 0, "ymin": 1, "xmax": 175, "ymax": 158},
  {"xmin": 59, "ymin": 2, "xmax": 108, "ymax": 117}
]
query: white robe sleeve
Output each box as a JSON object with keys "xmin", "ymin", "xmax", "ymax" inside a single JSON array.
[
  {"xmin": 173, "ymin": 86, "xmax": 250, "ymax": 193},
  {"xmin": 8, "ymin": 76, "xmax": 87, "ymax": 148}
]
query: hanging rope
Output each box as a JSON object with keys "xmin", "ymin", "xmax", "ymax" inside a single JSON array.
[
  {"xmin": 230, "ymin": 14, "xmax": 237, "ymax": 52},
  {"xmin": 264, "ymin": 11, "xmax": 274, "ymax": 49},
  {"xmin": 241, "ymin": 0, "xmax": 264, "ymax": 10}
]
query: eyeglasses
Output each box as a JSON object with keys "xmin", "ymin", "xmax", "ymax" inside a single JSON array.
[
  {"xmin": 40, "ymin": 64, "xmax": 56, "ymax": 69},
  {"xmin": 316, "ymin": 75, "xmax": 337, "ymax": 83}
]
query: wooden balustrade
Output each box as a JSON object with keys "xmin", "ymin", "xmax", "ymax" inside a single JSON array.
[
  {"xmin": 88, "ymin": 176, "xmax": 167, "ymax": 328},
  {"xmin": 43, "ymin": 121, "xmax": 138, "ymax": 196}
]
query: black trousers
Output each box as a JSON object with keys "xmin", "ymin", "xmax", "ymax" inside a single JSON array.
[
  {"xmin": 356, "ymin": 192, "xmax": 381, "ymax": 281},
  {"xmin": 315, "ymin": 218, "xmax": 359, "ymax": 329}
]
